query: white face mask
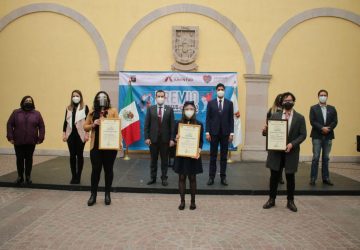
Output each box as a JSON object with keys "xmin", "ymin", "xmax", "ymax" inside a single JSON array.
[
  {"xmin": 217, "ymin": 90, "xmax": 225, "ymax": 98},
  {"xmin": 319, "ymin": 96, "xmax": 327, "ymax": 104},
  {"xmin": 72, "ymin": 96, "xmax": 81, "ymax": 104},
  {"xmin": 184, "ymin": 110, "xmax": 195, "ymax": 119},
  {"xmin": 156, "ymin": 97, "xmax": 165, "ymax": 105}
]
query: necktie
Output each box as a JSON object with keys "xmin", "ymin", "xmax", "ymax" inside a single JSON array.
[
  {"xmin": 158, "ymin": 106, "xmax": 162, "ymax": 126},
  {"xmin": 218, "ymin": 100, "xmax": 222, "ymax": 113}
]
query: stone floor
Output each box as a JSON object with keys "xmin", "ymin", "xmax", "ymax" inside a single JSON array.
[{"xmin": 0, "ymin": 155, "xmax": 359, "ymax": 249}]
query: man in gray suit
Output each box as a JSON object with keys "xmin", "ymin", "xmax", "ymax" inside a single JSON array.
[
  {"xmin": 144, "ymin": 90, "xmax": 175, "ymax": 186},
  {"xmin": 263, "ymin": 92, "xmax": 307, "ymax": 212}
]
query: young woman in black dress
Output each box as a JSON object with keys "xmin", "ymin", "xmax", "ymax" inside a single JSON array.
[{"xmin": 174, "ymin": 101, "xmax": 203, "ymax": 210}]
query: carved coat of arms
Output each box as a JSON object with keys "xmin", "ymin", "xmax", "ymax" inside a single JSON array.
[{"xmin": 172, "ymin": 26, "xmax": 199, "ymax": 71}]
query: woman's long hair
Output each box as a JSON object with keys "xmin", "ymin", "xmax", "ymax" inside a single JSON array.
[
  {"xmin": 270, "ymin": 93, "xmax": 283, "ymax": 114},
  {"xmin": 67, "ymin": 90, "xmax": 84, "ymax": 110},
  {"xmin": 179, "ymin": 101, "xmax": 197, "ymax": 124}
]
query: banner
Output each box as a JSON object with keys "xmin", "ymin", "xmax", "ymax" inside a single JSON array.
[{"xmin": 119, "ymin": 71, "xmax": 239, "ymax": 150}]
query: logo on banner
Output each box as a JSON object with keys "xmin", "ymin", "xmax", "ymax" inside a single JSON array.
[
  {"xmin": 200, "ymin": 92, "xmax": 213, "ymax": 112},
  {"xmin": 203, "ymin": 75, "xmax": 212, "ymax": 83},
  {"xmin": 137, "ymin": 93, "xmax": 153, "ymax": 112}
]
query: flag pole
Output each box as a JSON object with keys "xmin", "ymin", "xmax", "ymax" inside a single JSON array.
[
  {"xmin": 123, "ymin": 146, "xmax": 130, "ymax": 160},
  {"xmin": 227, "ymin": 150, "xmax": 234, "ymax": 163}
]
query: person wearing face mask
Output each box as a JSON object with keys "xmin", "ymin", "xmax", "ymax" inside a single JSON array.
[
  {"xmin": 263, "ymin": 93, "xmax": 285, "ymax": 184},
  {"xmin": 62, "ymin": 90, "xmax": 89, "ymax": 184},
  {"xmin": 84, "ymin": 91, "xmax": 122, "ymax": 206},
  {"xmin": 262, "ymin": 92, "xmax": 306, "ymax": 212},
  {"xmin": 205, "ymin": 83, "xmax": 234, "ymax": 186},
  {"xmin": 144, "ymin": 90, "xmax": 175, "ymax": 186},
  {"xmin": 309, "ymin": 89, "xmax": 338, "ymax": 186},
  {"xmin": 173, "ymin": 101, "xmax": 203, "ymax": 210},
  {"xmin": 7, "ymin": 96, "xmax": 45, "ymax": 185}
]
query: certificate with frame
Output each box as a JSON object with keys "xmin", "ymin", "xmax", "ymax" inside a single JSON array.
[
  {"xmin": 99, "ymin": 118, "xmax": 121, "ymax": 150},
  {"xmin": 176, "ymin": 123, "xmax": 201, "ymax": 158},
  {"xmin": 266, "ymin": 119, "xmax": 288, "ymax": 151}
]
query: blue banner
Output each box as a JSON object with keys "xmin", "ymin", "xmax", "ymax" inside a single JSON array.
[{"xmin": 119, "ymin": 71, "xmax": 238, "ymax": 150}]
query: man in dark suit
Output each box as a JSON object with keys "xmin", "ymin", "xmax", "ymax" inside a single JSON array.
[
  {"xmin": 144, "ymin": 90, "xmax": 175, "ymax": 186},
  {"xmin": 309, "ymin": 89, "xmax": 338, "ymax": 186},
  {"xmin": 263, "ymin": 92, "xmax": 307, "ymax": 212},
  {"xmin": 206, "ymin": 83, "xmax": 234, "ymax": 186}
]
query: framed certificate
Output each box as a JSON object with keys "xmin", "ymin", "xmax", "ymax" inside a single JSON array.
[
  {"xmin": 266, "ymin": 119, "xmax": 288, "ymax": 151},
  {"xmin": 176, "ymin": 123, "xmax": 201, "ymax": 158},
  {"xmin": 99, "ymin": 118, "xmax": 121, "ymax": 150}
]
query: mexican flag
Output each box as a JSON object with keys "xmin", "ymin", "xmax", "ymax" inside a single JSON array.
[
  {"xmin": 119, "ymin": 85, "xmax": 141, "ymax": 146},
  {"xmin": 231, "ymin": 85, "xmax": 242, "ymax": 147}
]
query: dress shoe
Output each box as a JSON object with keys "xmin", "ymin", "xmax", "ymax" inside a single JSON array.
[
  {"xmin": 87, "ymin": 193, "xmax": 96, "ymax": 206},
  {"xmin": 15, "ymin": 176, "xmax": 24, "ymax": 185},
  {"xmin": 25, "ymin": 176, "xmax": 32, "ymax": 185},
  {"xmin": 190, "ymin": 201, "xmax": 196, "ymax": 210},
  {"xmin": 178, "ymin": 200, "xmax": 185, "ymax": 210},
  {"xmin": 287, "ymin": 200, "xmax": 298, "ymax": 212},
  {"xmin": 147, "ymin": 179, "xmax": 156, "ymax": 185},
  {"xmin": 263, "ymin": 198, "xmax": 275, "ymax": 209},
  {"xmin": 73, "ymin": 178, "xmax": 80, "ymax": 184},
  {"xmin": 220, "ymin": 178, "xmax": 228, "ymax": 186},
  {"xmin": 162, "ymin": 179, "xmax": 168, "ymax": 186},
  {"xmin": 323, "ymin": 179, "xmax": 334, "ymax": 186},
  {"xmin": 105, "ymin": 192, "xmax": 111, "ymax": 205},
  {"xmin": 309, "ymin": 179, "xmax": 316, "ymax": 186},
  {"xmin": 207, "ymin": 178, "xmax": 214, "ymax": 185},
  {"xmin": 278, "ymin": 177, "xmax": 285, "ymax": 184}
]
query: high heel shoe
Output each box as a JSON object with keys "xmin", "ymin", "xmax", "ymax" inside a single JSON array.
[
  {"xmin": 87, "ymin": 193, "xmax": 96, "ymax": 206},
  {"xmin": 178, "ymin": 200, "xmax": 185, "ymax": 210}
]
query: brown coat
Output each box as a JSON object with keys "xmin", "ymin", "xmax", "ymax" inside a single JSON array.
[{"xmin": 84, "ymin": 108, "xmax": 122, "ymax": 150}]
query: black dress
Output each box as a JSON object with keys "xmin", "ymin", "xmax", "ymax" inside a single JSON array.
[{"xmin": 173, "ymin": 120, "xmax": 203, "ymax": 175}]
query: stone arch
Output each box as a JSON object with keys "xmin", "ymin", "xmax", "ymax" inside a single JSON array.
[
  {"xmin": 115, "ymin": 3, "xmax": 255, "ymax": 74},
  {"xmin": 0, "ymin": 3, "xmax": 109, "ymax": 71},
  {"xmin": 260, "ymin": 8, "xmax": 360, "ymax": 75}
]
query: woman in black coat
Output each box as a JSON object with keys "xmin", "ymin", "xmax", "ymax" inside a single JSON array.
[{"xmin": 174, "ymin": 101, "xmax": 203, "ymax": 210}]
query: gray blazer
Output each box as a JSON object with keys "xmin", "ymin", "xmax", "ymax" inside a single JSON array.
[
  {"xmin": 266, "ymin": 110, "xmax": 307, "ymax": 174},
  {"xmin": 144, "ymin": 105, "xmax": 175, "ymax": 144}
]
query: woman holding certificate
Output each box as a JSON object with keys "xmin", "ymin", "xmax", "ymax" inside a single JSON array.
[
  {"xmin": 174, "ymin": 101, "xmax": 203, "ymax": 210},
  {"xmin": 84, "ymin": 91, "xmax": 121, "ymax": 206}
]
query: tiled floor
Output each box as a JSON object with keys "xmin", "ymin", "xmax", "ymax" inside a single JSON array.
[
  {"xmin": 0, "ymin": 188, "xmax": 359, "ymax": 249},
  {"xmin": 0, "ymin": 155, "xmax": 359, "ymax": 249}
]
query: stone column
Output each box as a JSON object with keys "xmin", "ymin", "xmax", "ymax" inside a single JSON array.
[
  {"xmin": 98, "ymin": 71, "xmax": 119, "ymax": 109},
  {"xmin": 241, "ymin": 74, "xmax": 272, "ymax": 161}
]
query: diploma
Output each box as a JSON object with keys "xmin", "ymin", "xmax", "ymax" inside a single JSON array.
[
  {"xmin": 266, "ymin": 119, "xmax": 288, "ymax": 151},
  {"xmin": 99, "ymin": 118, "xmax": 121, "ymax": 150},
  {"xmin": 176, "ymin": 123, "xmax": 201, "ymax": 158}
]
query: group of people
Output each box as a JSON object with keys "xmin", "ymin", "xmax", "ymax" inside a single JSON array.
[
  {"xmin": 262, "ymin": 89, "xmax": 338, "ymax": 212},
  {"xmin": 6, "ymin": 84, "xmax": 337, "ymax": 212}
]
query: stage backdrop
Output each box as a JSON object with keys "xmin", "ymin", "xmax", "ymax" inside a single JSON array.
[{"xmin": 119, "ymin": 71, "xmax": 238, "ymax": 150}]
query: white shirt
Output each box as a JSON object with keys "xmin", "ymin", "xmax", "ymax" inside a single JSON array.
[
  {"xmin": 319, "ymin": 104, "xmax": 327, "ymax": 124},
  {"xmin": 282, "ymin": 109, "xmax": 294, "ymax": 133}
]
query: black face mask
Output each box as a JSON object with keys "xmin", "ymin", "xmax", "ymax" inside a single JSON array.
[
  {"xmin": 282, "ymin": 102, "xmax": 294, "ymax": 110},
  {"xmin": 23, "ymin": 102, "xmax": 34, "ymax": 111}
]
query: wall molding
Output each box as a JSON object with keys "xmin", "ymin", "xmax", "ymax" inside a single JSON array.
[
  {"xmin": 0, "ymin": 3, "xmax": 110, "ymax": 71},
  {"xmin": 115, "ymin": 3, "xmax": 255, "ymax": 73},
  {"xmin": 260, "ymin": 8, "xmax": 360, "ymax": 75}
]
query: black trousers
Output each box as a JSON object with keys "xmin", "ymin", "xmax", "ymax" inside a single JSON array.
[
  {"xmin": 67, "ymin": 133, "xmax": 85, "ymax": 179},
  {"xmin": 209, "ymin": 134, "xmax": 229, "ymax": 178},
  {"xmin": 90, "ymin": 149, "xmax": 117, "ymax": 194},
  {"xmin": 14, "ymin": 144, "xmax": 36, "ymax": 178},
  {"xmin": 149, "ymin": 140, "xmax": 169, "ymax": 180}
]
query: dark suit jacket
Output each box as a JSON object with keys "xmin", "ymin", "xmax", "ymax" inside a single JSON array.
[
  {"xmin": 266, "ymin": 110, "xmax": 307, "ymax": 174},
  {"xmin": 309, "ymin": 104, "xmax": 338, "ymax": 140},
  {"xmin": 205, "ymin": 98, "xmax": 234, "ymax": 136},
  {"xmin": 144, "ymin": 105, "xmax": 175, "ymax": 144}
]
